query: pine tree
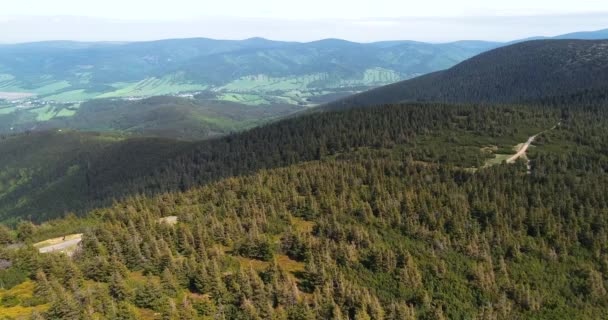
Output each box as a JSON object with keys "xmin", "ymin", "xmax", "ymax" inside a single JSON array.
[
  {"xmin": 112, "ymin": 302, "xmax": 138, "ymax": 320},
  {"xmin": 134, "ymin": 277, "xmax": 164, "ymax": 310},
  {"xmin": 45, "ymin": 282, "xmax": 80, "ymax": 320},
  {"xmin": 34, "ymin": 270, "xmax": 51, "ymax": 299},
  {"xmin": 16, "ymin": 221, "xmax": 35, "ymax": 243},
  {"xmin": 0, "ymin": 224, "xmax": 13, "ymax": 244},
  {"xmin": 109, "ymin": 271, "xmax": 132, "ymax": 301},
  {"xmin": 178, "ymin": 296, "xmax": 198, "ymax": 320},
  {"xmin": 161, "ymin": 268, "xmax": 180, "ymax": 296},
  {"xmin": 160, "ymin": 297, "xmax": 180, "ymax": 320}
]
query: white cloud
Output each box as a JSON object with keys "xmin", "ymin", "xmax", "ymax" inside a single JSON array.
[
  {"xmin": 5, "ymin": 0, "xmax": 608, "ymax": 20},
  {"xmin": 1, "ymin": 12, "xmax": 607, "ymax": 43}
]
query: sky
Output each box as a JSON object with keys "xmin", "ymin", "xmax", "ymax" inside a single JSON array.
[{"xmin": 2, "ymin": 0, "xmax": 608, "ymax": 43}]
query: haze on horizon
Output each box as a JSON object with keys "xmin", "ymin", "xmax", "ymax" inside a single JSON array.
[{"xmin": 2, "ymin": 0, "xmax": 608, "ymax": 43}]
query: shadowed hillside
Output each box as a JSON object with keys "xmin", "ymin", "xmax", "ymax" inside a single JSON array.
[
  {"xmin": 324, "ymin": 40, "xmax": 608, "ymax": 110},
  {"xmin": 0, "ymin": 102, "xmax": 567, "ymax": 222},
  {"xmin": 1, "ymin": 96, "xmax": 303, "ymax": 140}
]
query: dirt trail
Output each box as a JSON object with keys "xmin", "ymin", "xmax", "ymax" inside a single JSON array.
[
  {"xmin": 38, "ymin": 238, "xmax": 82, "ymax": 254},
  {"xmin": 506, "ymin": 122, "xmax": 561, "ymax": 165},
  {"xmin": 36, "ymin": 234, "xmax": 83, "ymax": 256},
  {"xmin": 506, "ymin": 136, "xmax": 537, "ymax": 163}
]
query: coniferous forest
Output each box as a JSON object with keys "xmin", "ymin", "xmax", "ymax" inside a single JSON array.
[
  {"xmin": 1, "ymin": 99, "xmax": 608, "ymax": 319},
  {"xmin": 0, "ymin": 102, "xmax": 563, "ymax": 222},
  {"xmin": 324, "ymin": 40, "xmax": 608, "ymax": 110}
]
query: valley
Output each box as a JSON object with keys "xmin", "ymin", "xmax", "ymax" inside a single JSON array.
[{"xmin": 0, "ymin": 30, "xmax": 602, "ymax": 138}]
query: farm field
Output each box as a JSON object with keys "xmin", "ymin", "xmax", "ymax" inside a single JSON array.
[{"xmin": 97, "ymin": 76, "xmax": 210, "ymax": 99}]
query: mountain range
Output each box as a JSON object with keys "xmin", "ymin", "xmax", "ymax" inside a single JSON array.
[
  {"xmin": 0, "ymin": 37, "xmax": 499, "ymax": 137},
  {"xmin": 0, "ymin": 37, "xmax": 499, "ymax": 103},
  {"xmin": 0, "ymin": 28, "xmax": 606, "ymax": 139},
  {"xmin": 0, "ymin": 28, "xmax": 605, "ymax": 103}
]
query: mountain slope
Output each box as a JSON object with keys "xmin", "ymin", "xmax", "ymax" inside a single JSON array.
[
  {"xmin": 3, "ymin": 101, "xmax": 608, "ymax": 319},
  {"xmin": 2, "ymin": 37, "xmax": 608, "ymax": 222},
  {"xmin": 323, "ymin": 40, "xmax": 608, "ymax": 110},
  {"xmin": 0, "ymin": 131, "xmax": 194, "ymax": 223},
  {"xmin": 1, "ymin": 96, "xmax": 303, "ymax": 140},
  {"xmin": 0, "ymin": 102, "xmax": 564, "ymax": 222}
]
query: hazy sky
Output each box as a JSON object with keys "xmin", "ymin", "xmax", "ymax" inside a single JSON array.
[{"xmin": 2, "ymin": 0, "xmax": 608, "ymax": 42}]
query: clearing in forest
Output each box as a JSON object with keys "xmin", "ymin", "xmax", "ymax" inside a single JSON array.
[{"xmin": 34, "ymin": 233, "xmax": 83, "ymax": 256}]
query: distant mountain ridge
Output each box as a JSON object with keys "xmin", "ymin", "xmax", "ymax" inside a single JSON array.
[
  {"xmin": 0, "ymin": 35, "xmax": 506, "ymax": 136},
  {"xmin": 0, "ymin": 28, "xmax": 607, "ymax": 138},
  {"xmin": 555, "ymin": 28, "xmax": 608, "ymax": 40},
  {"xmin": 0, "ymin": 37, "xmax": 498, "ymax": 98},
  {"xmin": 1, "ymin": 27, "xmax": 606, "ymax": 103}
]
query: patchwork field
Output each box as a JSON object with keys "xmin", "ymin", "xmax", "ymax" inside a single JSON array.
[
  {"xmin": 0, "ymin": 65, "xmax": 409, "ymax": 138},
  {"xmin": 97, "ymin": 76, "xmax": 209, "ymax": 99},
  {"xmin": 221, "ymin": 68, "xmax": 404, "ymax": 93}
]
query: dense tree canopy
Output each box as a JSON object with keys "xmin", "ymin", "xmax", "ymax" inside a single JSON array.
[
  {"xmin": 324, "ymin": 40, "xmax": 608, "ymax": 110},
  {"xmin": 1, "ymin": 101, "xmax": 608, "ymax": 318}
]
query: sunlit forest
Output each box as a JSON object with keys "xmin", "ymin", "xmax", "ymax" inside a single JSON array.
[{"xmin": 1, "ymin": 100, "xmax": 608, "ymax": 319}]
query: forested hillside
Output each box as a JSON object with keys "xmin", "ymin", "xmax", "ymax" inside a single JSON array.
[
  {"xmin": 1, "ymin": 101, "xmax": 608, "ymax": 318},
  {"xmin": 324, "ymin": 40, "xmax": 608, "ymax": 110},
  {"xmin": 0, "ymin": 102, "xmax": 562, "ymax": 223},
  {"xmin": 0, "ymin": 131, "xmax": 194, "ymax": 223},
  {"xmin": 1, "ymin": 96, "xmax": 302, "ymax": 140}
]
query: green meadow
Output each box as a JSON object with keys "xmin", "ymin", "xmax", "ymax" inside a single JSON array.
[{"xmin": 98, "ymin": 76, "xmax": 209, "ymax": 98}]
